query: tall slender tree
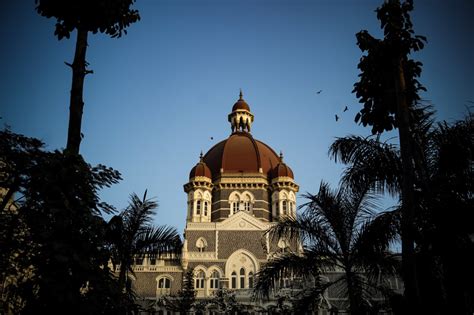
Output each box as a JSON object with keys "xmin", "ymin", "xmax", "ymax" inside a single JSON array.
[
  {"xmin": 352, "ymin": 0, "xmax": 427, "ymax": 311},
  {"xmin": 35, "ymin": 0, "xmax": 140, "ymax": 154}
]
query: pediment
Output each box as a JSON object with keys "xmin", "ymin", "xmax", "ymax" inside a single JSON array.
[{"xmin": 217, "ymin": 211, "xmax": 270, "ymax": 231}]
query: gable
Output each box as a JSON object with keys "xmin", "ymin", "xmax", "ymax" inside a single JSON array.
[{"xmin": 217, "ymin": 211, "xmax": 271, "ymax": 231}]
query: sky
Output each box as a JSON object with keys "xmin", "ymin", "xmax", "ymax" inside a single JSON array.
[{"xmin": 1, "ymin": 0, "xmax": 473, "ymax": 234}]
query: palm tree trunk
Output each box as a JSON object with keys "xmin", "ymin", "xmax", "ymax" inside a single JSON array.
[
  {"xmin": 394, "ymin": 57, "xmax": 422, "ymax": 313},
  {"xmin": 66, "ymin": 29, "xmax": 89, "ymax": 155},
  {"xmin": 345, "ymin": 267, "xmax": 362, "ymax": 315}
]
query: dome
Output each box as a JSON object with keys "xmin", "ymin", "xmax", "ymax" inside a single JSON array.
[
  {"xmin": 189, "ymin": 155, "xmax": 212, "ymax": 179},
  {"xmin": 271, "ymin": 152, "xmax": 294, "ymax": 179},
  {"xmin": 232, "ymin": 99, "xmax": 250, "ymax": 112},
  {"xmin": 271, "ymin": 162, "xmax": 294, "ymax": 179},
  {"xmin": 203, "ymin": 131, "xmax": 280, "ymax": 178},
  {"xmin": 232, "ymin": 90, "xmax": 251, "ymax": 112}
]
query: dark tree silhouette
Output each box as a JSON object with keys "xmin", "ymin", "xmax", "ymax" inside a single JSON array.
[
  {"xmin": 0, "ymin": 128, "xmax": 129, "ymax": 314},
  {"xmin": 352, "ymin": 0, "xmax": 427, "ymax": 310},
  {"xmin": 35, "ymin": 0, "xmax": 140, "ymax": 154},
  {"xmin": 254, "ymin": 181, "xmax": 399, "ymax": 314},
  {"xmin": 107, "ymin": 191, "xmax": 182, "ymax": 293},
  {"xmin": 330, "ymin": 111, "xmax": 474, "ymax": 314}
]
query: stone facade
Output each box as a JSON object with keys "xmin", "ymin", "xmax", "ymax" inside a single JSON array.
[{"xmin": 130, "ymin": 93, "xmax": 301, "ymax": 312}]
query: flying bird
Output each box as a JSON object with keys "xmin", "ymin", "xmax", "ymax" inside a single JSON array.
[
  {"xmin": 210, "ymin": 137, "xmax": 214, "ymax": 140},
  {"xmin": 343, "ymin": 106, "xmax": 348, "ymax": 112},
  {"xmin": 335, "ymin": 114, "xmax": 339, "ymax": 122},
  {"xmin": 316, "ymin": 90, "xmax": 322, "ymax": 94}
]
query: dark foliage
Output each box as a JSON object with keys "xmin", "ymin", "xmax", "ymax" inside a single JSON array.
[
  {"xmin": 35, "ymin": 0, "xmax": 140, "ymax": 40},
  {"xmin": 0, "ymin": 128, "xmax": 139, "ymax": 314},
  {"xmin": 353, "ymin": 0, "xmax": 426, "ymax": 134},
  {"xmin": 254, "ymin": 181, "xmax": 399, "ymax": 314},
  {"xmin": 330, "ymin": 111, "xmax": 474, "ymax": 314},
  {"xmin": 107, "ymin": 191, "xmax": 182, "ymax": 293}
]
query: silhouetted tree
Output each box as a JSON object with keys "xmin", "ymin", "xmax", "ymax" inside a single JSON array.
[
  {"xmin": 0, "ymin": 128, "xmax": 130, "ymax": 314},
  {"xmin": 107, "ymin": 191, "xmax": 182, "ymax": 293},
  {"xmin": 353, "ymin": 0, "xmax": 427, "ymax": 311},
  {"xmin": 35, "ymin": 0, "xmax": 140, "ymax": 154},
  {"xmin": 330, "ymin": 111, "xmax": 474, "ymax": 313},
  {"xmin": 254, "ymin": 181, "xmax": 399, "ymax": 315}
]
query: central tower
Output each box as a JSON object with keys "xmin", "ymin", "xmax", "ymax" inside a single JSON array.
[{"xmin": 181, "ymin": 92, "xmax": 299, "ymax": 297}]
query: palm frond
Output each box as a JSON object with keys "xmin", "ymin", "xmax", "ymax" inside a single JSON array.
[
  {"xmin": 253, "ymin": 250, "xmax": 325, "ymax": 300},
  {"xmin": 330, "ymin": 135, "xmax": 401, "ymax": 196},
  {"xmin": 135, "ymin": 225, "xmax": 182, "ymax": 257},
  {"xmin": 122, "ymin": 192, "xmax": 158, "ymax": 239}
]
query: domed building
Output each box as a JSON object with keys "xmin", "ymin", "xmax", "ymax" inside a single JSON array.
[
  {"xmin": 181, "ymin": 91, "xmax": 299, "ymax": 293},
  {"xmin": 130, "ymin": 92, "xmax": 300, "ymax": 311}
]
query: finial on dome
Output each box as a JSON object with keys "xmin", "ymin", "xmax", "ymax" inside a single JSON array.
[
  {"xmin": 239, "ymin": 89, "xmax": 243, "ymax": 100},
  {"xmin": 199, "ymin": 151, "xmax": 203, "ymax": 161},
  {"xmin": 280, "ymin": 151, "xmax": 284, "ymax": 162}
]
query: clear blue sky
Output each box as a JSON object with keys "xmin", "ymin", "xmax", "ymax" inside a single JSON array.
[{"xmin": 1, "ymin": 0, "xmax": 473, "ymax": 233}]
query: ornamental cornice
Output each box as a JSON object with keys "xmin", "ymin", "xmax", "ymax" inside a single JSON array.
[
  {"xmin": 217, "ymin": 175, "xmax": 268, "ymax": 183},
  {"xmin": 132, "ymin": 265, "xmax": 182, "ymax": 273},
  {"xmin": 270, "ymin": 180, "xmax": 299, "ymax": 192},
  {"xmin": 188, "ymin": 252, "xmax": 217, "ymax": 260},
  {"xmin": 183, "ymin": 180, "xmax": 214, "ymax": 193}
]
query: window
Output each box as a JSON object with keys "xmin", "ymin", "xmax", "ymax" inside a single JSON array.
[
  {"xmin": 231, "ymin": 272, "xmax": 237, "ymax": 289},
  {"xmin": 196, "ymin": 200, "xmax": 201, "ymax": 215},
  {"xmin": 248, "ymin": 272, "xmax": 254, "ymax": 288},
  {"xmin": 204, "ymin": 201, "xmax": 208, "ymax": 216},
  {"xmin": 195, "ymin": 271, "xmax": 205, "ymax": 289},
  {"xmin": 210, "ymin": 271, "xmax": 220, "ymax": 289},
  {"xmin": 240, "ymin": 268, "xmax": 245, "ymax": 288},
  {"xmin": 232, "ymin": 202, "xmax": 238, "ymax": 214},
  {"xmin": 158, "ymin": 278, "xmax": 171, "ymax": 289},
  {"xmin": 282, "ymin": 200, "xmax": 288, "ymax": 215},
  {"xmin": 244, "ymin": 202, "xmax": 251, "ymax": 211},
  {"xmin": 149, "ymin": 257, "xmax": 156, "ymax": 265}
]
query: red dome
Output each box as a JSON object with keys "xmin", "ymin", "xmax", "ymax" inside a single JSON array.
[
  {"xmin": 232, "ymin": 99, "xmax": 250, "ymax": 112},
  {"xmin": 271, "ymin": 162, "xmax": 294, "ymax": 179},
  {"xmin": 203, "ymin": 132, "xmax": 280, "ymax": 177},
  {"xmin": 189, "ymin": 160, "xmax": 212, "ymax": 179}
]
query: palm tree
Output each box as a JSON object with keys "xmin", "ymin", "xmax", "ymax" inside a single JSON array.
[
  {"xmin": 329, "ymin": 111, "xmax": 474, "ymax": 314},
  {"xmin": 107, "ymin": 191, "xmax": 182, "ymax": 292},
  {"xmin": 254, "ymin": 181, "xmax": 399, "ymax": 314}
]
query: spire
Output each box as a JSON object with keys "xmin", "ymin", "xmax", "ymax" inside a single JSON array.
[
  {"xmin": 228, "ymin": 90, "xmax": 254, "ymax": 133},
  {"xmin": 280, "ymin": 151, "xmax": 284, "ymax": 162},
  {"xmin": 199, "ymin": 151, "xmax": 203, "ymax": 162}
]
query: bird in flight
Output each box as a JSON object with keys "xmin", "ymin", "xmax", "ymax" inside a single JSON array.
[
  {"xmin": 210, "ymin": 137, "xmax": 214, "ymax": 140},
  {"xmin": 316, "ymin": 90, "xmax": 322, "ymax": 94},
  {"xmin": 335, "ymin": 114, "xmax": 339, "ymax": 122},
  {"xmin": 343, "ymin": 106, "xmax": 348, "ymax": 112}
]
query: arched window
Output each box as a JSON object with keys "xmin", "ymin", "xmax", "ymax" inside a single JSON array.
[
  {"xmin": 232, "ymin": 202, "xmax": 238, "ymax": 214},
  {"xmin": 195, "ymin": 271, "xmax": 205, "ymax": 289},
  {"xmin": 239, "ymin": 268, "xmax": 245, "ymax": 288},
  {"xmin": 248, "ymin": 272, "xmax": 254, "ymax": 288},
  {"xmin": 158, "ymin": 278, "xmax": 171, "ymax": 289},
  {"xmin": 204, "ymin": 201, "xmax": 208, "ymax": 216},
  {"xmin": 231, "ymin": 271, "xmax": 237, "ymax": 289},
  {"xmin": 282, "ymin": 200, "xmax": 288, "ymax": 215},
  {"xmin": 196, "ymin": 200, "xmax": 201, "ymax": 215},
  {"xmin": 209, "ymin": 270, "xmax": 220, "ymax": 289},
  {"xmin": 244, "ymin": 202, "xmax": 251, "ymax": 211}
]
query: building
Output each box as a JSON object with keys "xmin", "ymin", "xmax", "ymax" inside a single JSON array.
[{"xmin": 130, "ymin": 92, "xmax": 301, "ymax": 312}]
